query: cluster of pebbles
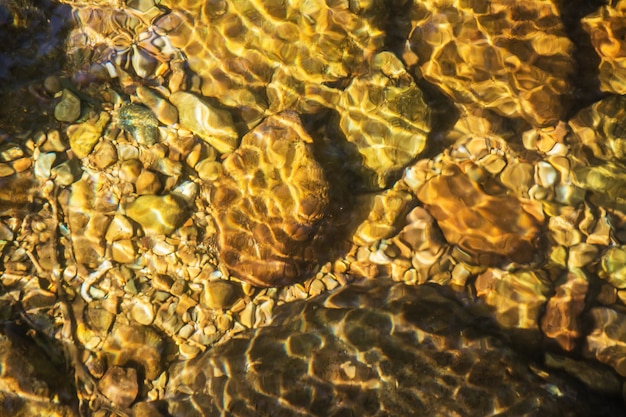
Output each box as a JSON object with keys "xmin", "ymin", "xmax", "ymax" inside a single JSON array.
[{"xmin": 3, "ymin": 0, "xmax": 626, "ymax": 416}]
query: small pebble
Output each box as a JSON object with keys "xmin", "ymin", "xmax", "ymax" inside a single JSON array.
[
  {"xmin": 55, "ymin": 89, "xmax": 81, "ymax": 122},
  {"xmin": 98, "ymin": 366, "xmax": 139, "ymax": 408},
  {"xmin": 136, "ymin": 85, "xmax": 179, "ymax": 125},
  {"xmin": 43, "ymin": 75, "xmax": 62, "ymax": 94},
  {"xmin": 200, "ymin": 280, "xmax": 242, "ymax": 310},
  {"xmin": 68, "ymin": 112, "xmax": 111, "ymax": 158},
  {"xmin": 93, "ymin": 141, "xmax": 118, "ymax": 169},
  {"xmin": 131, "ymin": 298, "xmax": 155, "ymax": 325}
]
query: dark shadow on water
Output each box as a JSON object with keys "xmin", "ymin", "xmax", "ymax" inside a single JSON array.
[
  {"xmin": 0, "ymin": 0, "xmax": 72, "ymax": 93},
  {"xmin": 554, "ymin": 0, "xmax": 610, "ymax": 119},
  {"xmin": 299, "ymin": 109, "xmax": 375, "ymax": 273},
  {"xmin": 0, "ymin": 1, "xmax": 73, "ymax": 136}
]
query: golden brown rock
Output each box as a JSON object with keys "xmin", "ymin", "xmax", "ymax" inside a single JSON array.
[
  {"xmin": 570, "ymin": 95, "xmax": 626, "ymax": 162},
  {"xmin": 200, "ymin": 280, "xmax": 242, "ymax": 310},
  {"xmin": 586, "ymin": 307, "xmax": 626, "ymax": 377},
  {"xmin": 600, "ymin": 246, "xmax": 626, "ymax": 289},
  {"xmin": 67, "ymin": 176, "xmax": 117, "ymax": 266},
  {"xmin": 165, "ymin": 281, "xmax": 617, "ymax": 417},
  {"xmin": 475, "ymin": 268, "xmax": 551, "ymax": 330},
  {"xmin": 572, "ymin": 161, "xmax": 626, "ymax": 211},
  {"xmin": 210, "ymin": 112, "xmax": 329, "ymax": 287},
  {"xmin": 102, "ymin": 323, "xmax": 164, "ymax": 380},
  {"xmin": 353, "ymin": 188, "xmax": 415, "ymax": 246},
  {"xmin": 540, "ymin": 269, "xmax": 589, "ymax": 351},
  {"xmin": 98, "ymin": 366, "xmax": 138, "ymax": 408},
  {"xmin": 155, "ymin": 0, "xmax": 386, "ymax": 122},
  {"xmin": 405, "ymin": 0, "xmax": 573, "ymax": 126},
  {"xmin": 67, "ymin": 111, "xmax": 110, "ymax": 158},
  {"xmin": 338, "ymin": 52, "xmax": 430, "ymax": 188},
  {"xmin": 169, "ymin": 91, "xmax": 238, "ymax": 154},
  {"xmin": 125, "ymin": 194, "xmax": 188, "ymax": 236},
  {"xmin": 136, "ymin": 85, "xmax": 178, "ymax": 126},
  {"xmin": 583, "ymin": 1, "xmax": 626, "ymax": 95},
  {"xmin": 414, "ymin": 163, "xmax": 543, "ymax": 264}
]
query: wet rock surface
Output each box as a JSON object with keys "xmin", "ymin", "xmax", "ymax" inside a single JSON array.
[
  {"xmin": 582, "ymin": 0, "xmax": 626, "ymax": 95},
  {"xmin": 404, "ymin": 0, "xmax": 574, "ymax": 126},
  {"xmin": 209, "ymin": 112, "xmax": 330, "ymax": 287},
  {"xmin": 165, "ymin": 281, "xmax": 625, "ymax": 417},
  {"xmin": 415, "ymin": 163, "xmax": 543, "ymax": 264}
]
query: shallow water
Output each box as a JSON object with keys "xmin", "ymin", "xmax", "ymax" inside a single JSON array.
[{"xmin": 1, "ymin": 0, "xmax": 626, "ymax": 416}]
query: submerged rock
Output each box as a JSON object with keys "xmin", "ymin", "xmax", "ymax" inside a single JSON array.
[
  {"xmin": 413, "ymin": 163, "xmax": 543, "ymax": 265},
  {"xmin": 570, "ymin": 95, "xmax": 626, "ymax": 162},
  {"xmin": 116, "ymin": 102, "xmax": 159, "ymax": 146},
  {"xmin": 601, "ymin": 246, "xmax": 626, "ymax": 289},
  {"xmin": 586, "ymin": 306, "xmax": 626, "ymax": 378},
  {"xmin": 405, "ymin": 0, "xmax": 573, "ymax": 126},
  {"xmin": 339, "ymin": 52, "xmax": 431, "ymax": 188},
  {"xmin": 164, "ymin": 281, "xmax": 624, "ymax": 417},
  {"xmin": 583, "ymin": 0, "xmax": 626, "ymax": 95},
  {"xmin": 209, "ymin": 112, "xmax": 329, "ymax": 287},
  {"xmin": 126, "ymin": 194, "xmax": 188, "ymax": 236},
  {"xmin": 475, "ymin": 268, "xmax": 551, "ymax": 331},
  {"xmin": 67, "ymin": 111, "xmax": 111, "ymax": 159},
  {"xmin": 169, "ymin": 91, "xmax": 238, "ymax": 154},
  {"xmin": 541, "ymin": 269, "xmax": 589, "ymax": 351},
  {"xmin": 154, "ymin": 0, "xmax": 387, "ymax": 122},
  {"xmin": 572, "ymin": 162, "xmax": 626, "ymax": 211},
  {"xmin": 54, "ymin": 89, "xmax": 81, "ymax": 122}
]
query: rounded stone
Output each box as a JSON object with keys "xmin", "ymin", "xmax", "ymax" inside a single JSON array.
[
  {"xmin": 601, "ymin": 247, "xmax": 626, "ymax": 289},
  {"xmin": 0, "ymin": 163, "xmax": 14, "ymax": 177},
  {"xmin": 130, "ymin": 298, "xmax": 155, "ymax": 325},
  {"xmin": 106, "ymin": 214, "xmax": 134, "ymax": 242},
  {"xmin": 195, "ymin": 159, "xmax": 222, "ymax": 182},
  {"xmin": 338, "ymin": 52, "xmax": 430, "ymax": 188},
  {"xmin": 41, "ymin": 129, "xmax": 67, "ymax": 152},
  {"xmin": 119, "ymin": 159, "xmax": 143, "ymax": 184},
  {"xmin": 125, "ymin": 194, "xmax": 188, "ymax": 235},
  {"xmin": 136, "ymin": 85, "xmax": 178, "ymax": 125},
  {"xmin": 414, "ymin": 163, "xmax": 543, "ymax": 264},
  {"xmin": 51, "ymin": 159, "xmax": 82, "ymax": 186},
  {"xmin": 93, "ymin": 141, "xmax": 118, "ymax": 169},
  {"xmin": 33, "ymin": 152, "xmax": 56, "ymax": 181},
  {"xmin": 135, "ymin": 169, "xmax": 162, "ymax": 195},
  {"xmin": 406, "ymin": 0, "xmax": 573, "ymax": 126},
  {"xmin": 110, "ymin": 239, "xmax": 137, "ymax": 264},
  {"xmin": 54, "ymin": 88, "xmax": 81, "ymax": 123},
  {"xmin": 98, "ymin": 366, "xmax": 138, "ymax": 408},
  {"xmin": 43, "ymin": 75, "xmax": 62, "ymax": 94},
  {"xmin": 85, "ymin": 304, "xmax": 116, "ymax": 334},
  {"xmin": 200, "ymin": 280, "xmax": 242, "ymax": 310}
]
